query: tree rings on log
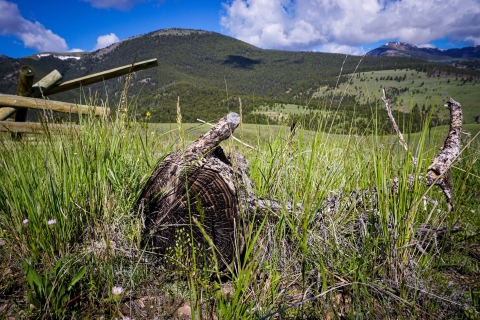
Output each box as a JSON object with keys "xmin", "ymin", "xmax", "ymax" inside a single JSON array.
[{"xmin": 136, "ymin": 113, "xmax": 243, "ymax": 270}]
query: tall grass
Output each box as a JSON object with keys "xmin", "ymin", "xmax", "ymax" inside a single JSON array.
[{"xmin": 0, "ymin": 92, "xmax": 479, "ymax": 318}]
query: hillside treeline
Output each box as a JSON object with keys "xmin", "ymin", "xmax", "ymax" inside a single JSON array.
[{"xmin": 0, "ymin": 29, "xmax": 478, "ymax": 132}]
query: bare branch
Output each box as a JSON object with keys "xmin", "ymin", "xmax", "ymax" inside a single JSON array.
[
  {"xmin": 425, "ymin": 98, "xmax": 462, "ymax": 211},
  {"xmin": 196, "ymin": 117, "xmax": 259, "ymax": 151},
  {"xmin": 382, "ymin": 89, "xmax": 409, "ymax": 153}
]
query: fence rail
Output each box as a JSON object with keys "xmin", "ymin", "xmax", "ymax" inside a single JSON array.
[{"xmin": 0, "ymin": 58, "xmax": 158, "ymax": 135}]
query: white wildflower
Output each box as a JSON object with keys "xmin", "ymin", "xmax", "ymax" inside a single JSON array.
[{"xmin": 112, "ymin": 286, "xmax": 124, "ymax": 296}]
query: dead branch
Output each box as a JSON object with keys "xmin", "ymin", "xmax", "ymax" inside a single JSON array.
[
  {"xmin": 382, "ymin": 92, "xmax": 462, "ymax": 212},
  {"xmin": 382, "ymin": 89, "xmax": 409, "ymax": 153},
  {"xmin": 425, "ymin": 98, "xmax": 462, "ymax": 212},
  {"xmin": 196, "ymin": 117, "xmax": 258, "ymax": 151}
]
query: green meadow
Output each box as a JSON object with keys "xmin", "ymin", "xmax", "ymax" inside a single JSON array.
[
  {"xmin": 1, "ymin": 102, "xmax": 479, "ymax": 318},
  {"xmin": 314, "ymin": 69, "xmax": 480, "ymax": 122}
]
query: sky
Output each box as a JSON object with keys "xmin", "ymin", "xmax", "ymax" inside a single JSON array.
[{"xmin": 0, "ymin": 0, "xmax": 479, "ymax": 58}]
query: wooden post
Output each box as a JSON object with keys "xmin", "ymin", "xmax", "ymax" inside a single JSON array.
[
  {"xmin": 31, "ymin": 69, "xmax": 63, "ymax": 98},
  {"xmin": 13, "ymin": 66, "xmax": 35, "ymax": 139},
  {"xmin": 0, "ymin": 69, "xmax": 62, "ymax": 121},
  {"xmin": 0, "ymin": 66, "xmax": 34, "ymax": 122}
]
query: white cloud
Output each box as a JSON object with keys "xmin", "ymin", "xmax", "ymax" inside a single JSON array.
[
  {"xmin": 93, "ymin": 33, "xmax": 120, "ymax": 51},
  {"xmin": 0, "ymin": 0, "xmax": 67, "ymax": 52},
  {"xmin": 221, "ymin": 0, "xmax": 480, "ymax": 52},
  {"xmin": 68, "ymin": 48, "xmax": 85, "ymax": 52},
  {"xmin": 317, "ymin": 43, "xmax": 366, "ymax": 56},
  {"xmin": 465, "ymin": 36, "xmax": 480, "ymax": 46},
  {"xmin": 417, "ymin": 44, "xmax": 436, "ymax": 49},
  {"xmin": 82, "ymin": 0, "xmax": 146, "ymax": 10}
]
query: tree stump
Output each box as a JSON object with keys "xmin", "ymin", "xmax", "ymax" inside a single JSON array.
[{"xmin": 136, "ymin": 113, "xmax": 251, "ymax": 270}]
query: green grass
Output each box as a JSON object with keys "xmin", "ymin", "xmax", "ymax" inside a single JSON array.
[{"xmin": 1, "ymin": 98, "xmax": 479, "ymax": 318}]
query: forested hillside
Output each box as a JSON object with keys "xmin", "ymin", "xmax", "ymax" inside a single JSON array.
[{"xmin": 1, "ymin": 28, "xmax": 479, "ymax": 131}]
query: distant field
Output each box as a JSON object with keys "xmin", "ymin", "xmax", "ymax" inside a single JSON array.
[
  {"xmin": 254, "ymin": 103, "xmax": 312, "ymax": 120},
  {"xmin": 148, "ymin": 122, "xmax": 293, "ymax": 146},
  {"xmin": 248, "ymin": 69, "xmax": 479, "ymax": 126},
  {"xmin": 148, "ymin": 122, "xmax": 480, "ymax": 149},
  {"xmin": 313, "ymin": 69, "xmax": 480, "ymax": 122}
]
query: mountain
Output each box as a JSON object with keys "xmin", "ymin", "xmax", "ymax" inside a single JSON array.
[
  {"xmin": 367, "ymin": 42, "xmax": 480, "ymax": 61},
  {"xmin": 1, "ymin": 29, "xmax": 478, "ymax": 124}
]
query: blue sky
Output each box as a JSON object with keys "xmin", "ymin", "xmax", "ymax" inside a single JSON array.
[{"xmin": 1, "ymin": 0, "xmax": 479, "ymax": 58}]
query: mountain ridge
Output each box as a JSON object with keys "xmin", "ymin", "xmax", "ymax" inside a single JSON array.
[
  {"xmin": 1, "ymin": 29, "xmax": 479, "ymax": 125},
  {"xmin": 367, "ymin": 42, "xmax": 480, "ymax": 61}
]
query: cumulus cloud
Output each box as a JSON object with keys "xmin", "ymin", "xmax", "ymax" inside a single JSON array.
[
  {"xmin": 465, "ymin": 36, "xmax": 480, "ymax": 46},
  {"xmin": 93, "ymin": 33, "xmax": 120, "ymax": 51},
  {"xmin": 221, "ymin": 0, "xmax": 480, "ymax": 54},
  {"xmin": 82, "ymin": 0, "xmax": 146, "ymax": 10},
  {"xmin": 317, "ymin": 43, "xmax": 366, "ymax": 56},
  {"xmin": 0, "ymin": 0, "xmax": 68, "ymax": 52},
  {"xmin": 417, "ymin": 44, "xmax": 436, "ymax": 49}
]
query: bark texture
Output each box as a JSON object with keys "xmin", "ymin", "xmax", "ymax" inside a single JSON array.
[
  {"xmin": 425, "ymin": 98, "xmax": 462, "ymax": 211},
  {"xmin": 136, "ymin": 113, "xmax": 246, "ymax": 270}
]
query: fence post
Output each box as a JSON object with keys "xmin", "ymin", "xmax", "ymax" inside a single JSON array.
[
  {"xmin": 12, "ymin": 66, "xmax": 35, "ymax": 139},
  {"xmin": 0, "ymin": 69, "xmax": 62, "ymax": 122}
]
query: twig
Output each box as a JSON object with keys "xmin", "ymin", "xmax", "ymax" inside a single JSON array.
[{"xmin": 382, "ymin": 89, "xmax": 411, "ymax": 155}]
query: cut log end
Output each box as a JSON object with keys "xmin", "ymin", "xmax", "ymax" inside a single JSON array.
[{"xmin": 137, "ymin": 113, "xmax": 245, "ymax": 270}]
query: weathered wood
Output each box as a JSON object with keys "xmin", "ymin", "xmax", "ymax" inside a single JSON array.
[
  {"xmin": 382, "ymin": 88, "xmax": 409, "ymax": 153},
  {"xmin": 13, "ymin": 66, "xmax": 35, "ymax": 139},
  {"xmin": 136, "ymin": 112, "xmax": 243, "ymax": 270},
  {"xmin": 42, "ymin": 58, "xmax": 158, "ymax": 96},
  {"xmin": 0, "ymin": 107, "xmax": 14, "ymax": 121},
  {"xmin": 14, "ymin": 65, "xmax": 35, "ymax": 121},
  {"xmin": 0, "ymin": 94, "xmax": 109, "ymax": 116},
  {"xmin": 31, "ymin": 69, "xmax": 63, "ymax": 98},
  {"xmin": 137, "ymin": 97, "xmax": 464, "ymax": 271},
  {"xmin": 0, "ymin": 69, "xmax": 62, "ymax": 121},
  {"xmin": 426, "ymin": 98, "xmax": 462, "ymax": 212},
  {"xmin": 0, "ymin": 121, "xmax": 80, "ymax": 134},
  {"xmin": 0, "ymin": 66, "xmax": 35, "ymax": 122}
]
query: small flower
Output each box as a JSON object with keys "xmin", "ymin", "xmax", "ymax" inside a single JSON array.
[
  {"xmin": 146, "ymin": 111, "xmax": 151, "ymax": 118},
  {"xmin": 23, "ymin": 219, "xmax": 29, "ymax": 224},
  {"xmin": 47, "ymin": 219, "xmax": 56, "ymax": 225},
  {"xmin": 150, "ymin": 131, "xmax": 155, "ymax": 136},
  {"xmin": 112, "ymin": 286, "xmax": 124, "ymax": 296}
]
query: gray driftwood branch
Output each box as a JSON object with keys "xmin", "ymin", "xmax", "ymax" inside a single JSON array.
[{"xmin": 425, "ymin": 98, "xmax": 462, "ymax": 212}]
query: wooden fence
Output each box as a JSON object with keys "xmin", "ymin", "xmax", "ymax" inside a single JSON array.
[{"xmin": 0, "ymin": 58, "xmax": 158, "ymax": 136}]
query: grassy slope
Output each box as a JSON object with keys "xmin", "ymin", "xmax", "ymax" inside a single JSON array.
[
  {"xmin": 3, "ymin": 30, "xmax": 479, "ymax": 124},
  {"xmin": 313, "ymin": 69, "xmax": 480, "ymax": 122}
]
